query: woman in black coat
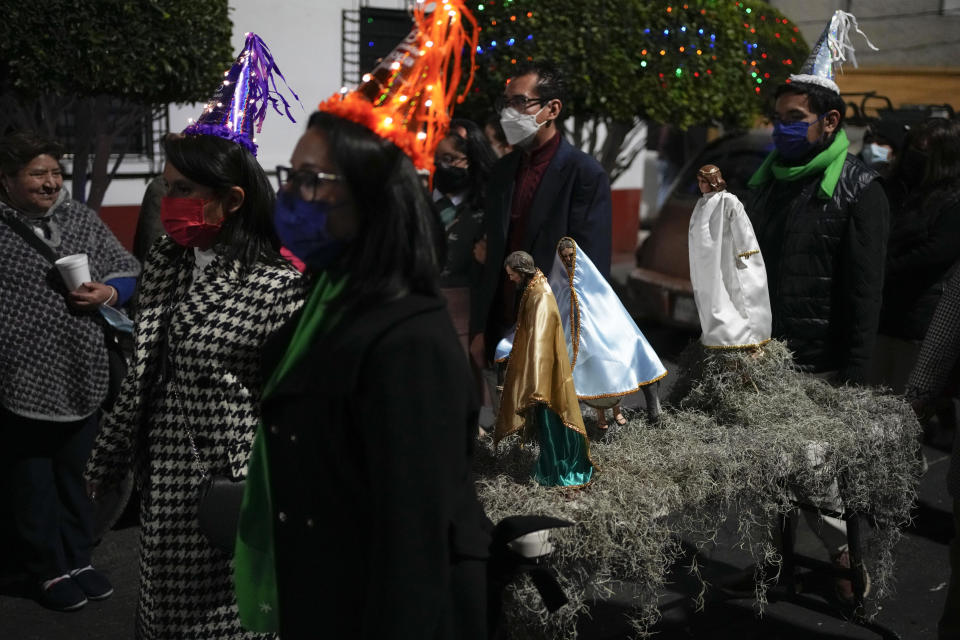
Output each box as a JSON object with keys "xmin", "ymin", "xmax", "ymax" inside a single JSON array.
[
  {"xmin": 433, "ymin": 118, "xmax": 497, "ymax": 347},
  {"xmin": 882, "ymin": 118, "xmax": 960, "ymax": 341},
  {"xmin": 255, "ymin": 110, "xmax": 490, "ymax": 639}
]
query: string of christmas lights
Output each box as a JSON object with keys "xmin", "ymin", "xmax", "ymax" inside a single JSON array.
[{"xmin": 470, "ymin": 1, "xmax": 802, "ymax": 94}]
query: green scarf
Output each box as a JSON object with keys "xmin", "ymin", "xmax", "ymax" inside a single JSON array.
[
  {"xmin": 234, "ymin": 271, "xmax": 346, "ymax": 632},
  {"xmin": 748, "ymin": 129, "xmax": 850, "ymax": 200}
]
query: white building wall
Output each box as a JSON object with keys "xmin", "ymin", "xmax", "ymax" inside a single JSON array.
[
  {"xmin": 104, "ymin": 0, "xmax": 361, "ymax": 206},
  {"xmin": 102, "ymin": 0, "xmax": 644, "ymax": 205}
]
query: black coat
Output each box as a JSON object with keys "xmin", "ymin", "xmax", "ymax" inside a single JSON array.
[
  {"xmin": 748, "ymin": 154, "xmax": 889, "ymax": 383},
  {"xmin": 471, "ymin": 135, "xmax": 612, "ymax": 349},
  {"xmin": 440, "ymin": 198, "xmax": 485, "ymax": 289},
  {"xmin": 261, "ymin": 293, "xmax": 490, "ymax": 640},
  {"xmin": 882, "ymin": 187, "xmax": 960, "ymax": 341}
]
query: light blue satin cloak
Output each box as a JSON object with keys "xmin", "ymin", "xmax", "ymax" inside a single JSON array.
[{"xmin": 548, "ymin": 242, "xmax": 667, "ymax": 399}]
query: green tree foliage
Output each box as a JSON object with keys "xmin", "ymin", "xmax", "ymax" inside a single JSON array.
[
  {"xmin": 0, "ymin": 0, "xmax": 233, "ymax": 208},
  {"xmin": 461, "ymin": 0, "xmax": 808, "ymax": 177}
]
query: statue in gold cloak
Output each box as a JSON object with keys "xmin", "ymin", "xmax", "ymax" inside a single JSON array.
[{"xmin": 494, "ymin": 251, "xmax": 595, "ymax": 487}]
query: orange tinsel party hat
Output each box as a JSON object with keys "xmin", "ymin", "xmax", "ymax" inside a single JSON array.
[{"xmin": 318, "ymin": 0, "xmax": 477, "ymax": 174}]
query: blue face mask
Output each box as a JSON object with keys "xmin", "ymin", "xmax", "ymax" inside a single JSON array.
[
  {"xmin": 99, "ymin": 304, "xmax": 134, "ymax": 333},
  {"xmin": 772, "ymin": 114, "xmax": 826, "ymax": 161},
  {"xmin": 861, "ymin": 142, "xmax": 891, "ymax": 167},
  {"xmin": 273, "ymin": 192, "xmax": 347, "ymax": 271}
]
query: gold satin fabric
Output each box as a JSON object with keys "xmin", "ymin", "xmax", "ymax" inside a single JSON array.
[{"xmin": 494, "ymin": 271, "xmax": 588, "ymax": 444}]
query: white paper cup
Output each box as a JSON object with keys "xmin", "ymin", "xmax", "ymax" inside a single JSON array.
[
  {"xmin": 507, "ymin": 530, "xmax": 554, "ymax": 558},
  {"xmin": 55, "ymin": 254, "xmax": 91, "ymax": 291}
]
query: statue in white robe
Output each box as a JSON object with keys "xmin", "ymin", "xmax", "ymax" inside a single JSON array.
[{"xmin": 688, "ymin": 165, "xmax": 772, "ymax": 349}]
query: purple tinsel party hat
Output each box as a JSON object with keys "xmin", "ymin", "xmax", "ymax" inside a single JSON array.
[
  {"xmin": 789, "ymin": 11, "xmax": 877, "ymax": 94},
  {"xmin": 183, "ymin": 32, "xmax": 299, "ymax": 156}
]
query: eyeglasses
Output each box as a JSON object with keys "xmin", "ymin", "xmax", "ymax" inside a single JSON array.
[
  {"xmin": 276, "ymin": 165, "xmax": 344, "ymax": 201},
  {"xmin": 768, "ymin": 111, "xmax": 829, "ymax": 126},
  {"xmin": 435, "ymin": 153, "xmax": 468, "ymax": 168},
  {"xmin": 495, "ymin": 94, "xmax": 546, "ymax": 113}
]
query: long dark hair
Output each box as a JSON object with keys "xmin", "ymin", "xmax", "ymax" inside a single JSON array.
[
  {"xmin": 888, "ymin": 118, "xmax": 960, "ymax": 210},
  {"xmin": 162, "ymin": 133, "xmax": 283, "ymax": 271},
  {"xmin": 306, "ymin": 110, "xmax": 440, "ymax": 310},
  {"xmin": 447, "ymin": 117, "xmax": 496, "ymax": 210},
  {"xmin": 919, "ymin": 118, "xmax": 960, "ymax": 189}
]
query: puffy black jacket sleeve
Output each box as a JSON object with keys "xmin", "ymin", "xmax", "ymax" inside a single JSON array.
[{"xmin": 838, "ymin": 180, "xmax": 889, "ymax": 384}]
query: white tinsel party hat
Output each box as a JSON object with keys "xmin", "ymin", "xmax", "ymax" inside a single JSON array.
[{"xmin": 790, "ymin": 10, "xmax": 878, "ymax": 94}]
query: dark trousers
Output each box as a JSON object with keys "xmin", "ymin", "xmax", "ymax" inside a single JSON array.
[
  {"xmin": 1, "ymin": 407, "xmax": 98, "ymax": 582},
  {"xmin": 941, "ymin": 498, "xmax": 960, "ymax": 640}
]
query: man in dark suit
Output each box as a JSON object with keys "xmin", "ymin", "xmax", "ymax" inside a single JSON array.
[{"xmin": 469, "ymin": 61, "xmax": 612, "ymax": 367}]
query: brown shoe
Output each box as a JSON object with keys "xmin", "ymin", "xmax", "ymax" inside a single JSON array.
[
  {"xmin": 594, "ymin": 407, "xmax": 609, "ymax": 430},
  {"xmin": 833, "ymin": 548, "xmax": 870, "ymax": 605}
]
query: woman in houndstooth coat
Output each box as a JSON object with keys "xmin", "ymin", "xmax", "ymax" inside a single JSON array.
[{"xmin": 85, "ymin": 133, "xmax": 306, "ymax": 640}]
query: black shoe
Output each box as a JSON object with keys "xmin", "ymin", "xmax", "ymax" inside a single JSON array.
[
  {"xmin": 70, "ymin": 566, "xmax": 114, "ymax": 600},
  {"xmin": 38, "ymin": 576, "xmax": 88, "ymax": 611}
]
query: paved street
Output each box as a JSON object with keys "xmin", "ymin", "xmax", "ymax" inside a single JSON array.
[
  {"xmin": 2, "ymin": 398, "xmax": 951, "ymax": 639},
  {"xmin": 581, "ymin": 438, "xmax": 954, "ymax": 640}
]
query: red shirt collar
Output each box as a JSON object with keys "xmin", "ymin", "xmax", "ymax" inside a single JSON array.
[{"xmin": 521, "ymin": 129, "xmax": 561, "ymax": 167}]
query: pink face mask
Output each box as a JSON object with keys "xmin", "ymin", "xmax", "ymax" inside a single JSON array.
[{"xmin": 160, "ymin": 197, "xmax": 222, "ymax": 250}]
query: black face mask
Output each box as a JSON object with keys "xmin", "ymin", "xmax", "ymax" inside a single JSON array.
[
  {"xmin": 900, "ymin": 148, "xmax": 929, "ymax": 187},
  {"xmin": 434, "ymin": 164, "xmax": 470, "ymax": 195}
]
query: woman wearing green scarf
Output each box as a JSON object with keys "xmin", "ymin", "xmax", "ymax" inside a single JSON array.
[{"xmin": 234, "ymin": 107, "xmax": 491, "ymax": 639}]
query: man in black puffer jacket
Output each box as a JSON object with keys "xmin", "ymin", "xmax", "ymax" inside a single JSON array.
[
  {"xmin": 747, "ymin": 80, "xmax": 890, "ymax": 385},
  {"xmin": 747, "ymin": 77, "xmax": 891, "ymax": 605}
]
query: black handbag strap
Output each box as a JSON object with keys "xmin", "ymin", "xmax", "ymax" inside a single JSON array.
[{"xmin": 0, "ymin": 209, "xmax": 59, "ymax": 263}]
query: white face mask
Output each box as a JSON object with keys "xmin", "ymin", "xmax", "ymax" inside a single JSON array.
[
  {"xmin": 861, "ymin": 142, "xmax": 891, "ymax": 167},
  {"xmin": 499, "ymin": 106, "xmax": 547, "ymax": 148}
]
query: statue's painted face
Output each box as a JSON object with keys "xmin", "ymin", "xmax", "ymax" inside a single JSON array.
[{"xmin": 505, "ymin": 265, "xmax": 524, "ymax": 284}]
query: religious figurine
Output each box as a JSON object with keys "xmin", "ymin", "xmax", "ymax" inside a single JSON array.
[
  {"xmin": 549, "ymin": 238, "xmax": 666, "ymax": 427},
  {"xmin": 494, "ymin": 251, "xmax": 595, "ymax": 487},
  {"xmin": 688, "ymin": 165, "xmax": 772, "ymax": 349}
]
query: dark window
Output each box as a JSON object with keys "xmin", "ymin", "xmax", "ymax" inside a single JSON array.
[
  {"xmin": 355, "ymin": 8, "xmax": 413, "ymax": 84},
  {"xmin": 54, "ymin": 101, "xmax": 166, "ymax": 160}
]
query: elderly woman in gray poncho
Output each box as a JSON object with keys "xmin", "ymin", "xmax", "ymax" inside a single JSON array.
[{"xmin": 0, "ymin": 130, "xmax": 139, "ymax": 612}]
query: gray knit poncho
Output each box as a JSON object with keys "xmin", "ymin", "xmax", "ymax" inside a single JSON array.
[{"xmin": 0, "ymin": 192, "xmax": 140, "ymax": 421}]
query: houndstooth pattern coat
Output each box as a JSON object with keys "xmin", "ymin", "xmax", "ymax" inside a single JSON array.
[
  {"xmin": 86, "ymin": 236, "xmax": 306, "ymax": 639},
  {"xmin": 906, "ymin": 266, "xmax": 960, "ymax": 499}
]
